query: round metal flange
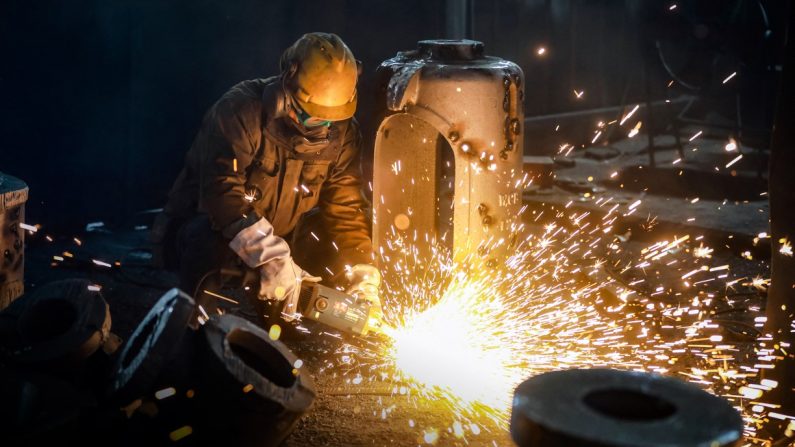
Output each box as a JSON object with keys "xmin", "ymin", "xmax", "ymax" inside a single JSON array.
[
  {"xmin": 0, "ymin": 279, "xmax": 111, "ymax": 368},
  {"xmin": 107, "ymin": 287, "xmax": 196, "ymax": 405},
  {"xmin": 196, "ymin": 314, "xmax": 316, "ymax": 446},
  {"xmin": 511, "ymin": 368, "xmax": 743, "ymax": 447}
]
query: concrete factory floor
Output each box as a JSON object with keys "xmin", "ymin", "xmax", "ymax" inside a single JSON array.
[{"xmin": 16, "ymin": 130, "xmax": 772, "ymax": 445}]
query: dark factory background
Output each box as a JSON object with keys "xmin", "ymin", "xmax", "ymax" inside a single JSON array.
[{"xmin": 0, "ymin": 0, "xmax": 788, "ymax": 232}]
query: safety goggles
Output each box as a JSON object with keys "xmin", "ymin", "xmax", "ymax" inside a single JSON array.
[{"xmin": 292, "ymin": 102, "xmax": 331, "ymax": 128}]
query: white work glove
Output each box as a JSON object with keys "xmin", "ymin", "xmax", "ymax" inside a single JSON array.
[
  {"xmin": 345, "ymin": 264, "xmax": 383, "ymax": 329},
  {"xmin": 229, "ymin": 217, "xmax": 320, "ymax": 319}
]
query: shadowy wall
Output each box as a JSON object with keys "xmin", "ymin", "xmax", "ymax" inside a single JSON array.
[{"xmin": 0, "ymin": 0, "xmax": 784, "ymax": 231}]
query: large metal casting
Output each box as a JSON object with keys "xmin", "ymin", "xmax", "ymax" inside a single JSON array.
[
  {"xmin": 0, "ymin": 172, "xmax": 27, "ymax": 310},
  {"xmin": 373, "ymin": 40, "xmax": 524, "ymax": 265},
  {"xmin": 510, "ymin": 368, "xmax": 743, "ymax": 447}
]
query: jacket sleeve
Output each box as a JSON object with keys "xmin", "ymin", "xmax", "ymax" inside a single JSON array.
[
  {"xmin": 197, "ymin": 99, "xmax": 262, "ymax": 237},
  {"xmin": 319, "ymin": 120, "xmax": 374, "ymax": 269}
]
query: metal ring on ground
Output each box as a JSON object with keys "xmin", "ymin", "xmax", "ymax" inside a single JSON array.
[
  {"xmin": 511, "ymin": 368, "xmax": 743, "ymax": 447},
  {"xmin": 197, "ymin": 314, "xmax": 316, "ymax": 447},
  {"xmin": 107, "ymin": 288, "xmax": 196, "ymax": 405},
  {"xmin": 0, "ymin": 279, "xmax": 111, "ymax": 368}
]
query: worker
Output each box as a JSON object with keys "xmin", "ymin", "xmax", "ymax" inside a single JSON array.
[{"xmin": 151, "ymin": 32, "xmax": 381, "ymax": 323}]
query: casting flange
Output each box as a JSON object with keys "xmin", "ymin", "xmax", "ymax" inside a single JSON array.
[{"xmin": 511, "ymin": 368, "xmax": 743, "ymax": 447}]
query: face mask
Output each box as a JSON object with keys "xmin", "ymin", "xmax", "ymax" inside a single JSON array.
[{"xmin": 294, "ymin": 103, "xmax": 331, "ymax": 128}]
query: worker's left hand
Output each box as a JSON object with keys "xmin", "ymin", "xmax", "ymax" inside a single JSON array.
[{"xmin": 345, "ymin": 264, "xmax": 383, "ymax": 329}]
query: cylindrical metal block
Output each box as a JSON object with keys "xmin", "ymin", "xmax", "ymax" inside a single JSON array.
[
  {"xmin": 511, "ymin": 368, "xmax": 744, "ymax": 447},
  {"xmin": 374, "ymin": 40, "xmax": 524, "ymax": 265},
  {"xmin": 0, "ymin": 172, "xmax": 27, "ymax": 310},
  {"xmin": 107, "ymin": 288, "xmax": 197, "ymax": 405},
  {"xmin": 196, "ymin": 314, "xmax": 316, "ymax": 447},
  {"xmin": 0, "ymin": 279, "xmax": 111, "ymax": 371}
]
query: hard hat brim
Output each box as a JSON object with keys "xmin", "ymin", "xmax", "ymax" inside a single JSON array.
[{"xmin": 295, "ymin": 94, "xmax": 357, "ymax": 122}]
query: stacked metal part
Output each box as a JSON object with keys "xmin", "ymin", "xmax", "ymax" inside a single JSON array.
[
  {"xmin": 106, "ymin": 288, "xmax": 316, "ymax": 446},
  {"xmin": 0, "ymin": 283, "xmax": 315, "ymax": 445}
]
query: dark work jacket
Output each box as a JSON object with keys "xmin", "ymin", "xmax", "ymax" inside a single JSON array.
[{"xmin": 160, "ymin": 76, "xmax": 372, "ymax": 267}]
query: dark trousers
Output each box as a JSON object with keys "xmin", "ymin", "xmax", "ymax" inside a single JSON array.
[{"xmin": 174, "ymin": 209, "xmax": 337, "ymax": 303}]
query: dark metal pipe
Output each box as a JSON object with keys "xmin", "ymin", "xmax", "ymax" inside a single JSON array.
[{"xmin": 765, "ymin": 0, "xmax": 795, "ymax": 420}]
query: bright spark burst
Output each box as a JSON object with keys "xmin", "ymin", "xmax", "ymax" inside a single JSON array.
[
  {"xmin": 693, "ymin": 243, "xmax": 714, "ymax": 259},
  {"xmin": 385, "ymin": 272, "xmax": 523, "ymax": 412},
  {"xmin": 627, "ymin": 121, "xmax": 642, "ymax": 138},
  {"xmin": 331, "ymin": 195, "xmax": 792, "ymax": 444},
  {"xmin": 780, "ymin": 239, "xmax": 793, "ymax": 257}
]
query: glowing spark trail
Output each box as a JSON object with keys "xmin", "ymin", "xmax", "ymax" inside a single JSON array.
[{"xmin": 619, "ymin": 104, "xmax": 639, "ymax": 125}]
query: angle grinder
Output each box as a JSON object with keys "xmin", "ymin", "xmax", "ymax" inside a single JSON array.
[
  {"xmin": 297, "ymin": 281, "xmax": 386, "ymax": 337},
  {"xmin": 197, "ymin": 267, "xmax": 388, "ymax": 337}
]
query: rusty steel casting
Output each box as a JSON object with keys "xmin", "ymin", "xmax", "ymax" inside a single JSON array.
[
  {"xmin": 373, "ymin": 40, "xmax": 524, "ymax": 265},
  {"xmin": 510, "ymin": 368, "xmax": 744, "ymax": 447},
  {"xmin": 0, "ymin": 172, "xmax": 27, "ymax": 310}
]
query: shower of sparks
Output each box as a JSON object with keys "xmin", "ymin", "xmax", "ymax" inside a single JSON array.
[{"xmin": 326, "ymin": 183, "xmax": 792, "ymax": 444}]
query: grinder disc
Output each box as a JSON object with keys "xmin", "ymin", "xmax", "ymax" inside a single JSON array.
[{"xmin": 511, "ymin": 368, "xmax": 743, "ymax": 447}]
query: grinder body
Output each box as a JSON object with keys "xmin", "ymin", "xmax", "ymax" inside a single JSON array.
[
  {"xmin": 207, "ymin": 267, "xmax": 381, "ymax": 337},
  {"xmin": 297, "ymin": 282, "xmax": 380, "ymax": 336}
]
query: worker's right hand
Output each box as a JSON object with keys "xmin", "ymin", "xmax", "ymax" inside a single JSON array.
[
  {"xmin": 228, "ymin": 217, "xmax": 319, "ymax": 318},
  {"xmin": 259, "ymin": 256, "xmax": 320, "ymax": 317}
]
